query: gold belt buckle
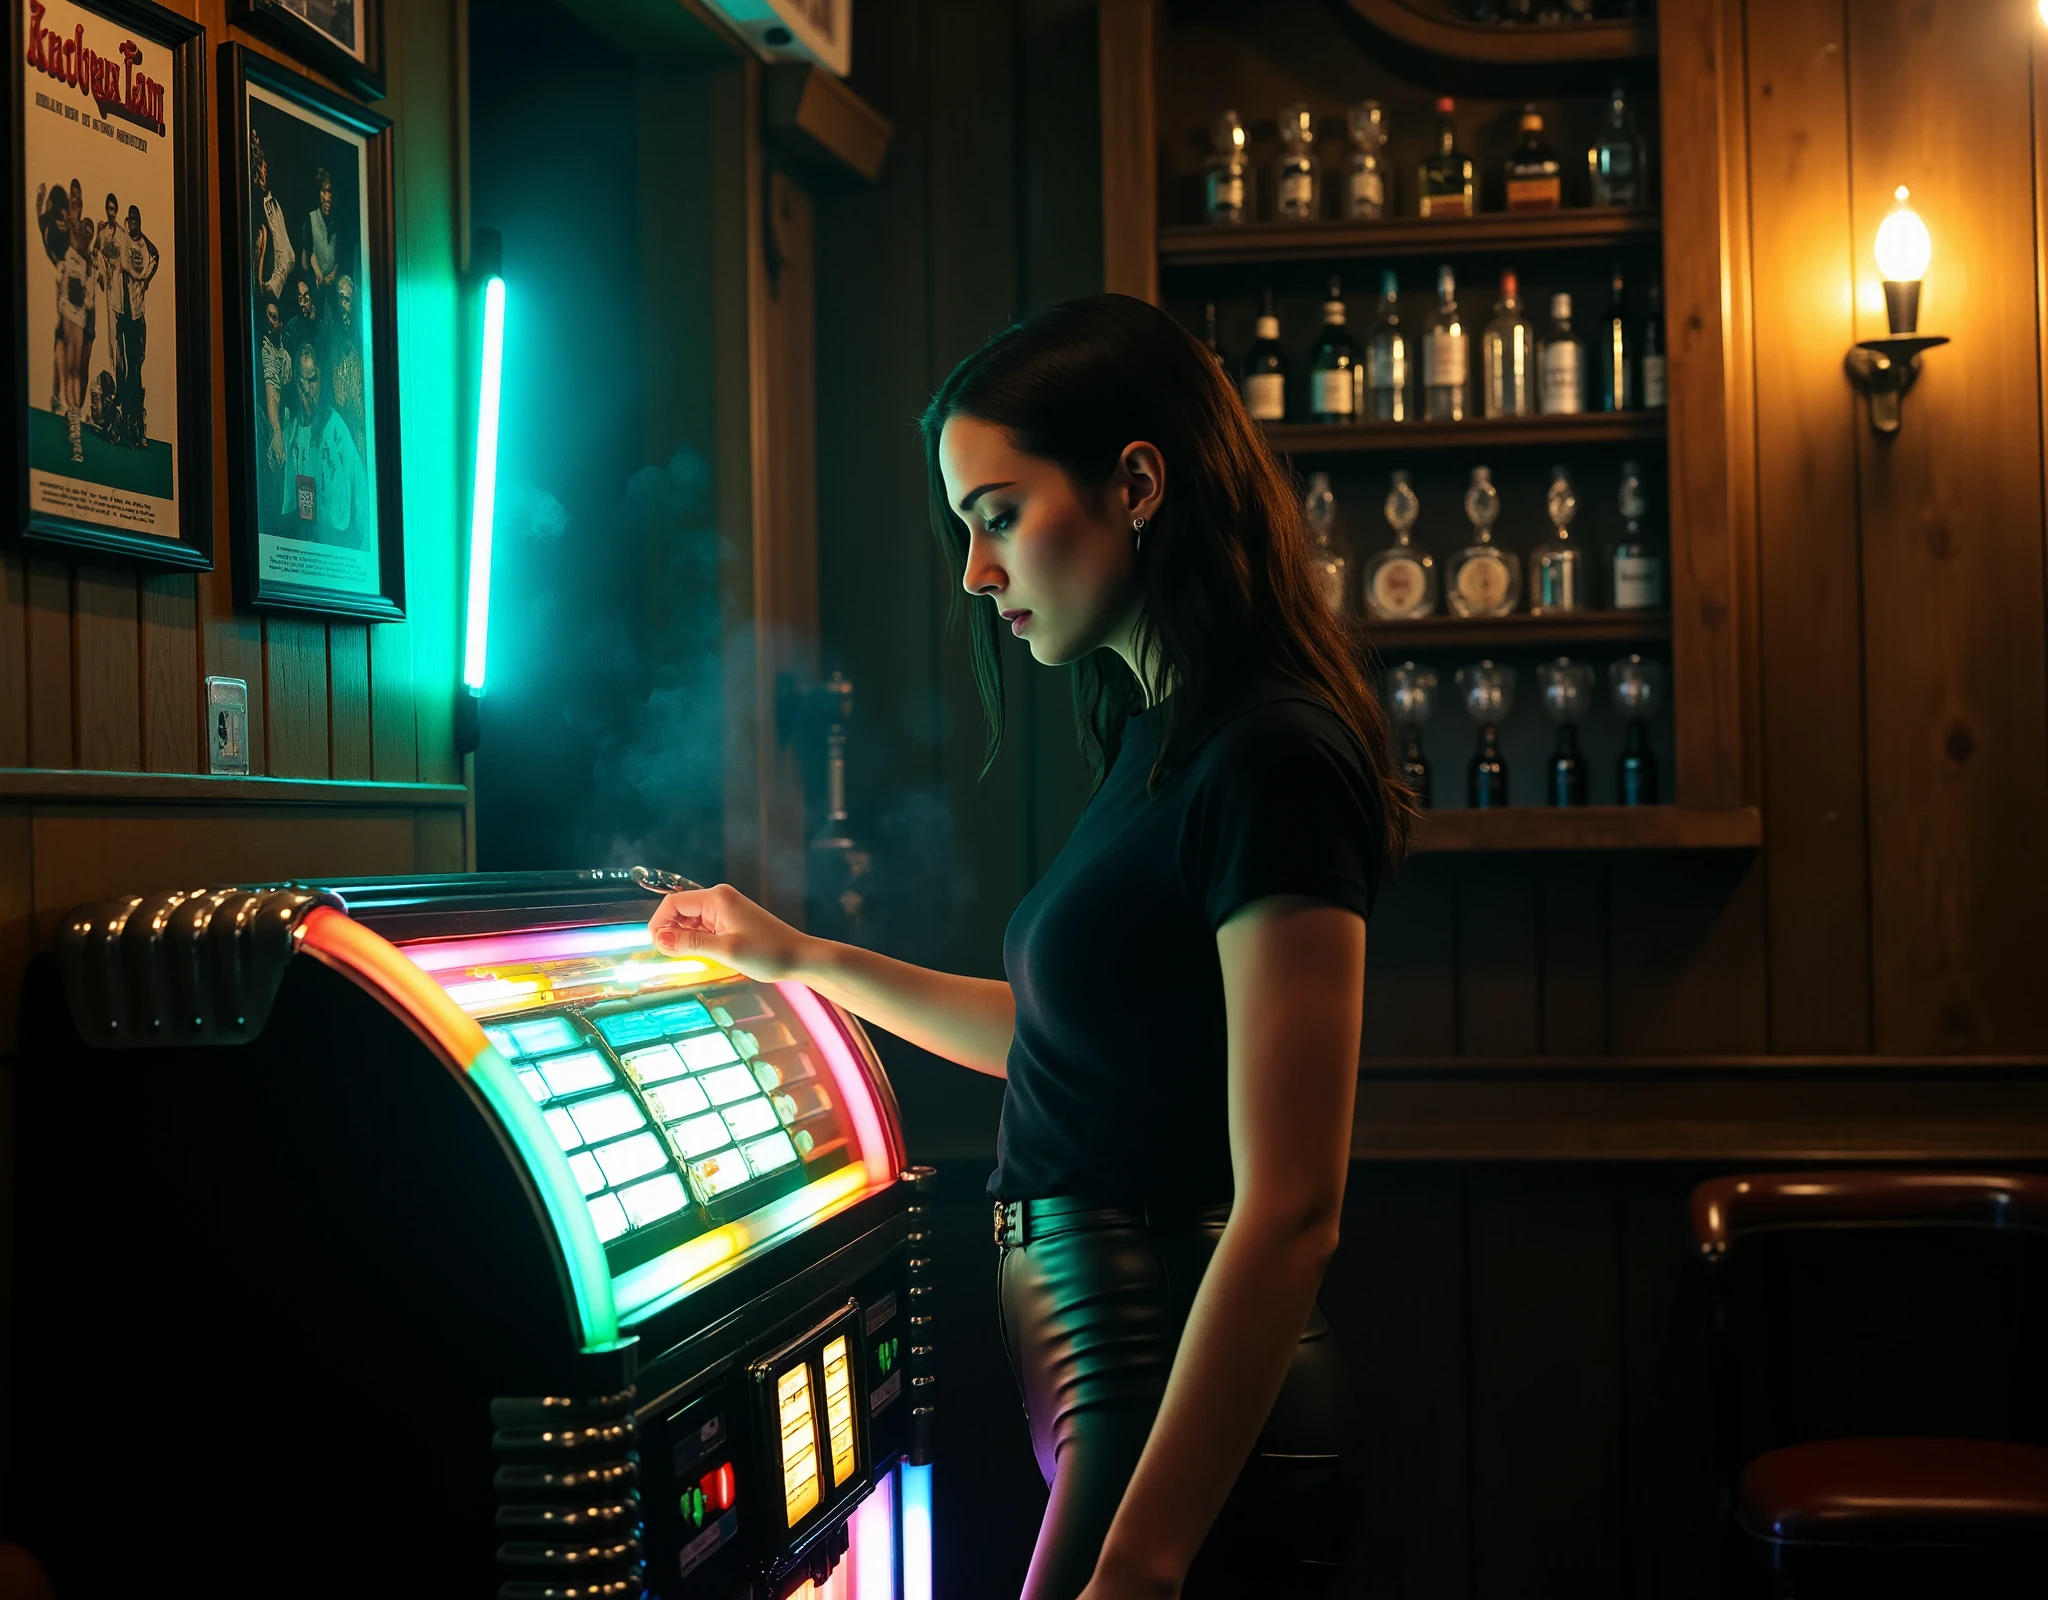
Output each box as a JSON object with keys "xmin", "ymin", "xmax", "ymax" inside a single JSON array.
[{"xmin": 993, "ymin": 1200, "xmax": 1024, "ymax": 1246}]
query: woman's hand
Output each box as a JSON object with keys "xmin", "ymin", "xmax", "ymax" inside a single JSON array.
[
  {"xmin": 1076, "ymin": 1558, "xmax": 1180, "ymax": 1600},
  {"xmin": 647, "ymin": 883, "xmax": 815, "ymax": 983}
]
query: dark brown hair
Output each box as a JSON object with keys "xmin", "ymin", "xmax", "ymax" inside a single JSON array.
[{"xmin": 920, "ymin": 292, "xmax": 1413, "ymax": 878}]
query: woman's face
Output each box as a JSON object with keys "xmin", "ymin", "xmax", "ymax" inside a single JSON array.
[{"xmin": 939, "ymin": 416, "xmax": 1156, "ymax": 667}]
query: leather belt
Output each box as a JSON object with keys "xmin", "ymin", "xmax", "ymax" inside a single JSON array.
[{"xmin": 993, "ymin": 1195, "xmax": 1232, "ymax": 1247}]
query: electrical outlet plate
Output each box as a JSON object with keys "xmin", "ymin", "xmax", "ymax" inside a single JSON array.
[{"xmin": 206, "ymin": 676, "xmax": 250, "ymax": 775}]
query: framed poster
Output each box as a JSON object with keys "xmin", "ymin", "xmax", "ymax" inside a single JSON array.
[
  {"xmin": 221, "ymin": 43, "xmax": 402, "ymax": 621},
  {"xmin": 227, "ymin": 0, "xmax": 381, "ymax": 102},
  {"xmin": 8, "ymin": 0, "xmax": 213, "ymax": 570}
]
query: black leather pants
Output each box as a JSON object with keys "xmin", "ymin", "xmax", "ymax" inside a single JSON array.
[{"xmin": 994, "ymin": 1196, "xmax": 1359, "ymax": 1600}]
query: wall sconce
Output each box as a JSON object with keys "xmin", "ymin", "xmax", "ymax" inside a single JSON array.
[{"xmin": 1845, "ymin": 186, "xmax": 1947, "ymax": 435}]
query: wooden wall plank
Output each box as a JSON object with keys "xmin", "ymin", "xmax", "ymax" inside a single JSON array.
[
  {"xmin": 1467, "ymin": 1173, "xmax": 1626, "ymax": 1599},
  {"xmin": 1537, "ymin": 860, "xmax": 1607, "ymax": 1055},
  {"xmin": 0, "ymin": 551, "xmax": 26, "ymax": 767},
  {"xmin": 24, "ymin": 558, "xmax": 72, "ymax": 770},
  {"xmin": 71, "ymin": 566, "xmax": 140, "ymax": 770},
  {"xmin": 1097, "ymin": 0, "xmax": 1157, "ymax": 303},
  {"xmin": 1457, "ymin": 858, "xmax": 1540, "ymax": 1056},
  {"xmin": 0, "ymin": 808, "xmax": 31, "ymax": 1054},
  {"xmin": 263, "ymin": 619, "xmax": 330, "ymax": 779},
  {"xmin": 1848, "ymin": 0, "xmax": 2048, "ymax": 1053},
  {"xmin": 1745, "ymin": 0, "xmax": 1872, "ymax": 1053},
  {"xmin": 328, "ymin": 624, "xmax": 372, "ymax": 780},
  {"xmin": 140, "ymin": 575, "xmax": 201, "ymax": 772},
  {"xmin": 1606, "ymin": 856, "xmax": 1769, "ymax": 1055},
  {"xmin": 413, "ymin": 806, "xmax": 466, "ymax": 873},
  {"xmin": 368, "ymin": 623, "xmax": 419, "ymax": 782},
  {"xmin": 930, "ymin": 0, "xmax": 1029, "ymax": 983},
  {"xmin": 1360, "ymin": 855, "xmax": 1458, "ymax": 1057},
  {"xmin": 1658, "ymin": 0, "xmax": 1754, "ymax": 810},
  {"xmin": 1321, "ymin": 1168, "xmax": 1471, "ymax": 1598}
]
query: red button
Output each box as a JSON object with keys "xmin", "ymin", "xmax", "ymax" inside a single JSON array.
[{"xmin": 701, "ymin": 1460, "xmax": 736, "ymax": 1513}]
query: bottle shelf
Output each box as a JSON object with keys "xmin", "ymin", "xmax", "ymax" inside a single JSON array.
[
  {"xmin": 1159, "ymin": 208, "xmax": 1658, "ymax": 270},
  {"xmin": 1409, "ymin": 805, "xmax": 1762, "ymax": 853},
  {"xmin": 1366, "ymin": 610, "xmax": 1670, "ymax": 653},
  {"xmin": 1336, "ymin": 0, "xmax": 1655, "ymax": 67},
  {"xmin": 1267, "ymin": 412, "xmax": 1663, "ymax": 454}
]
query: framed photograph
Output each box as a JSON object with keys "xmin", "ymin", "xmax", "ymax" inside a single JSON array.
[
  {"xmin": 8, "ymin": 0, "xmax": 213, "ymax": 570},
  {"xmin": 221, "ymin": 43, "xmax": 403, "ymax": 621},
  {"xmin": 227, "ymin": 0, "xmax": 382, "ymax": 102}
]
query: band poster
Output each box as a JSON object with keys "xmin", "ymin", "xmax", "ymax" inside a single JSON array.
[{"xmin": 20, "ymin": 0, "xmax": 183, "ymax": 542}]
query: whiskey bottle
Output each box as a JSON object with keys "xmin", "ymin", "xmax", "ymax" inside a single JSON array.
[
  {"xmin": 1418, "ymin": 97, "xmax": 1475, "ymax": 218},
  {"xmin": 1204, "ymin": 110, "xmax": 1250, "ymax": 225},
  {"xmin": 1608, "ymin": 459, "xmax": 1664, "ymax": 610},
  {"xmin": 1275, "ymin": 103, "xmax": 1319, "ymax": 222},
  {"xmin": 1481, "ymin": 268, "xmax": 1537, "ymax": 417},
  {"xmin": 1530, "ymin": 465, "xmax": 1585, "ymax": 613},
  {"xmin": 1503, "ymin": 106, "xmax": 1563, "ymax": 211},
  {"xmin": 1345, "ymin": 100, "xmax": 1388, "ymax": 220},
  {"xmin": 1202, "ymin": 300, "xmax": 1225, "ymax": 368},
  {"xmin": 1241, "ymin": 290, "xmax": 1287, "ymax": 422},
  {"xmin": 1304, "ymin": 471, "xmax": 1354, "ymax": 615},
  {"xmin": 1423, "ymin": 265, "xmax": 1471, "ymax": 422},
  {"xmin": 1365, "ymin": 270, "xmax": 1412, "ymax": 423},
  {"xmin": 1363, "ymin": 470, "xmax": 1438, "ymax": 620},
  {"xmin": 1539, "ymin": 292, "xmax": 1585, "ymax": 415},
  {"xmin": 1640, "ymin": 275, "xmax": 1667, "ymax": 409},
  {"xmin": 1598, "ymin": 263, "xmax": 1633, "ymax": 410},
  {"xmin": 1588, "ymin": 82, "xmax": 1647, "ymax": 207},
  {"xmin": 1447, "ymin": 466, "xmax": 1520, "ymax": 617},
  {"xmin": 1309, "ymin": 276, "xmax": 1363, "ymax": 424}
]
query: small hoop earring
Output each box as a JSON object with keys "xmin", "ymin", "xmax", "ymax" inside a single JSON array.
[{"xmin": 1132, "ymin": 516, "xmax": 1146, "ymax": 555}]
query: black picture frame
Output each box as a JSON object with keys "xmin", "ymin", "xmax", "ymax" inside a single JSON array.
[
  {"xmin": 227, "ymin": 0, "xmax": 383, "ymax": 102},
  {"xmin": 7, "ymin": 0, "xmax": 214, "ymax": 572},
  {"xmin": 220, "ymin": 43, "xmax": 403, "ymax": 622}
]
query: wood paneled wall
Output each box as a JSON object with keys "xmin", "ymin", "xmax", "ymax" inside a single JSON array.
[{"xmin": 1, "ymin": 0, "xmax": 473, "ymax": 1055}]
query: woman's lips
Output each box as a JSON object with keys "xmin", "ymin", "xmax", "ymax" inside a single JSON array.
[{"xmin": 1007, "ymin": 610, "xmax": 1032, "ymax": 636}]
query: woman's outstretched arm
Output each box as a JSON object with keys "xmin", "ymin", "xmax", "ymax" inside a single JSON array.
[{"xmin": 649, "ymin": 884, "xmax": 1014, "ymax": 1077}]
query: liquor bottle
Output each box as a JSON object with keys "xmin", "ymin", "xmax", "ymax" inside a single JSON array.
[
  {"xmin": 1275, "ymin": 103, "xmax": 1319, "ymax": 222},
  {"xmin": 1423, "ymin": 265, "xmax": 1471, "ymax": 421},
  {"xmin": 1345, "ymin": 100, "xmax": 1388, "ymax": 220},
  {"xmin": 1309, "ymin": 276, "xmax": 1363, "ymax": 424},
  {"xmin": 1205, "ymin": 110, "xmax": 1250, "ymax": 225},
  {"xmin": 1386, "ymin": 661, "xmax": 1437, "ymax": 808},
  {"xmin": 1530, "ymin": 465, "xmax": 1585, "ymax": 613},
  {"xmin": 1365, "ymin": 270, "xmax": 1411, "ymax": 423},
  {"xmin": 1480, "ymin": 268, "xmax": 1536, "ymax": 417},
  {"xmin": 1588, "ymin": 82, "xmax": 1648, "ymax": 207},
  {"xmin": 1241, "ymin": 290, "xmax": 1287, "ymax": 422},
  {"xmin": 1539, "ymin": 291, "xmax": 1585, "ymax": 415},
  {"xmin": 1609, "ymin": 459, "xmax": 1664, "ymax": 609},
  {"xmin": 1447, "ymin": 466, "xmax": 1520, "ymax": 617},
  {"xmin": 1610, "ymin": 655, "xmax": 1663, "ymax": 805},
  {"xmin": 1202, "ymin": 301, "xmax": 1225, "ymax": 368},
  {"xmin": 1598, "ymin": 262, "xmax": 1633, "ymax": 411},
  {"xmin": 1503, "ymin": 106, "xmax": 1563, "ymax": 211},
  {"xmin": 1303, "ymin": 472, "xmax": 1354, "ymax": 615},
  {"xmin": 1363, "ymin": 470, "xmax": 1438, "ymax": 620},
  {"xmin": 1457, "ymin": 661, "xmax": 1514, "ymax": 808},
  {"xmin": 1640, "ymin": 275, "xmax": 1667, "ymax": 409},
  {"xmin": 1418, "ymin": 97, "xmax": 1475, "ymax": 219}
]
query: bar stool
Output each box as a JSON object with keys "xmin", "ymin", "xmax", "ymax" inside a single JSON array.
[{"xmin": 1691, "ymin": 1171, "xmax": 2048, "ymax": 1596}]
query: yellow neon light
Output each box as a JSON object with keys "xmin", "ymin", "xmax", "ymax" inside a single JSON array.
[
  {"xmin": 822, "ymin": 1334, "xmax": 857, "ymax": 1487},
  {"xmin": 778, "ymin": 1361, "xmax": 822, "ymax": 1527}
]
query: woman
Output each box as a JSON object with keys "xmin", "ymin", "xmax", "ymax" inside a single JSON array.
[{"xmin": 649, "ymin": 294, "xmax": 1411, "ymax": 1600}]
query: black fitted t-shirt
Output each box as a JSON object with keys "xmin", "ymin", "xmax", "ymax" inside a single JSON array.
[{"xmin": 988, "ymin": 678, "xmax": 1383, "ymax": 1205}]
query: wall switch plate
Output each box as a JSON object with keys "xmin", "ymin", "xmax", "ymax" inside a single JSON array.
[{"xmin": 206, "ymin": 676, "xmax": 250, "ymax": 775}]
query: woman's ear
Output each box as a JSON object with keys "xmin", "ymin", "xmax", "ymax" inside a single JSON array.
[{"xmin": 1120, "ymin": 441, "xmax": 1166, "ymax": 524}]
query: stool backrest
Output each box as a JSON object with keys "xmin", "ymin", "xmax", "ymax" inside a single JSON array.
[{"xmin": 1691, "ymin": 1171, "xmax": 2048, "ymax": 1480}]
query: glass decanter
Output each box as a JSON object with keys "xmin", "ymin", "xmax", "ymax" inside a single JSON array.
[
  {"xmin": 1344, "ymin": 100, "xmax": 1387, "ymax": 219},
  {"xmin": 1303, "ymin": 471, "xmax": 1353, "ymax": 615},
  {"xmin": 1362, "ymin": 470, "xmax": 1436, "ymax": 621},
  {"xmin": 1386, "ymin": 660, "xmax": 1438, "ymax": 807},
  {"xmin": 1275, "ymin": 103, "xmax": 1319, "ymax": 222},
  {"xmin": 1456, "ymin": 659, "xmax": 1514, "ymax": 807},
  {"xmin": 1531, "ymin": 465, "xmax": 1585, "ymax": 614},
  {"xmin": 1204, "ymin": 109, "xmax": 1250, "ymax": 225},
  {"xmin": 1537, "ymin": 657, "xmax": 1594, "ymax": 806},
  {"xmin": 1446, "ymin": 466, "xmax": 1520, "ymax": 618},
  {"xmin": 1610, "ymin": 654, "xmax": 1663, "ymax": 805}
]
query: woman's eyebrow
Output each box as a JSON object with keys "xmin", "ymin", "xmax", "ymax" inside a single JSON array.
[{"xmin": 958, "ymin": 480, "xmax": 1015, "ymax": 515}]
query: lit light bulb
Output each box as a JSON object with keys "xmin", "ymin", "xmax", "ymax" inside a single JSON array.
[
  {"xmin": 1874, "ymin": 185, "xmax": 1931, "ymax": 283},
  {"xmin": 2039, "ymin": 0, "xmax": 2047, "ymax": 27}
]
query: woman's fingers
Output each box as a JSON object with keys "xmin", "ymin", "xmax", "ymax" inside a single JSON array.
[{"xmin": 647, "ymin": 889, "xmax": 709, "ymax": 955}]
